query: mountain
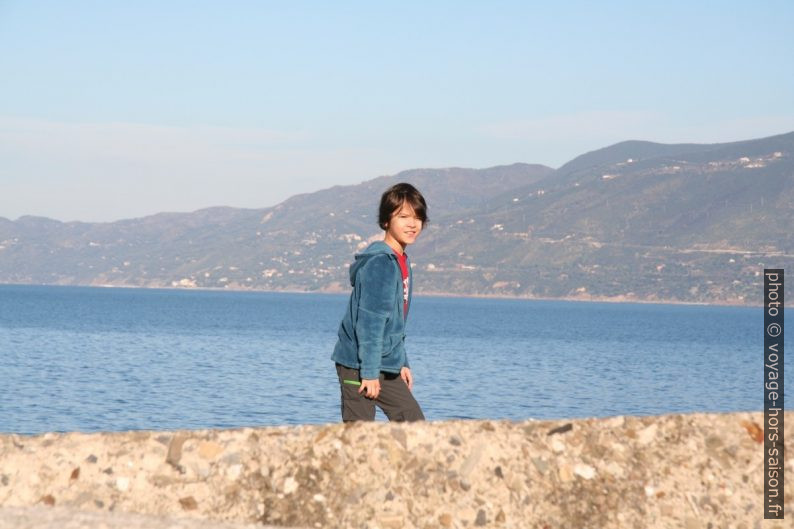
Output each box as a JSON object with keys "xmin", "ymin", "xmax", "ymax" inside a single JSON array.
[
  {"xmin": 1, "ymin": 132, "xmax": 791, "ymax": 305},
  {"xmin": 419, "ymin": 131, "xmax": 793, "ymax": 303},
  {"xmin": 0, "ymin": 164, "xmax": 552, "ymax": 292}
]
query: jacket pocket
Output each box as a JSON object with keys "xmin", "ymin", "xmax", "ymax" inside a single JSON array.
[{"xmin": 383, "ymin": 333, "xmax": 401, "ymax": 356}]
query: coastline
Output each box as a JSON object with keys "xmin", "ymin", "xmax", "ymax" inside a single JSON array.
[
  {"xmin": 0, "ymin": 281, "xmax": 759, "ymax": 308},
  {"xmin": 1, "ymin": 411, "xmax": 789, "ymax": 528}
]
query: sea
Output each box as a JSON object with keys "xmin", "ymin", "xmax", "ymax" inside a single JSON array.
[{"xmin": 0, "ymin": 284, "xmax": 786, "ymax": 434}]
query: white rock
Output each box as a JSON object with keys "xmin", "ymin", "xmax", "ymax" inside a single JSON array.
[
  {"xmin": 313, "ymin": 493, "xmax": 326, "ymax": 503},
  {"xmin": 283, "ymin": 476, "xmax": 298, "ymax": 494},
  {"xmin": 115, "ymin": 477, "xmax": 130, "ymax": 492},
  {"xmin": 226, "ymin": 464, "xmax": 242, "ymax": 480},
  {"xmin": 573, "ymin": 463, "xmax": 596, "ymax": 480}
]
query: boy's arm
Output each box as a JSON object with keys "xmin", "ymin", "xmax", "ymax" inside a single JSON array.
[
  {"xmin": 400, "ymin": 366, "xmax": 414, "ymax": 391},
  {"xmin": 355, "ymin": 255, "xmax": 398, "ymax": 380},
  {"xmin": 401, "ymin": 335, "xmax": 410, "ymax": 368}
]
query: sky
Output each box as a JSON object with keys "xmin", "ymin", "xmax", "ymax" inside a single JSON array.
[{"xmin": 1, "ymin": 1, "xmax": 793, "ymax": 222}]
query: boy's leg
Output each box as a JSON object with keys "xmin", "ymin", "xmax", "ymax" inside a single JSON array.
[
  {"xmin": 377, "ymin": 372, "xmax": 425, "ymax": 422},
  {"xmin": 335, "ymin": 363, "xmax": 376, "ymax": 422}
]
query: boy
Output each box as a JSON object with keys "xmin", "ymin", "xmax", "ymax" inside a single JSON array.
[{"xmin": 331, "ymin": 183, "xmax": 428, "ymax": 422}]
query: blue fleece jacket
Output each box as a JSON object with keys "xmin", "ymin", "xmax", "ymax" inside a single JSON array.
[{"xmin": 331, "ymin": 240, "xmax": 412, "ymax": 379}]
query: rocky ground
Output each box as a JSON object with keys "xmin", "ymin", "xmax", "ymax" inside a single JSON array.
[
  {"xmin": 0, "ymin": 505, "xmax": 274, "ymax": 529},
  {"xmin": 0, "ymin": 411, "xmax": 790, "ymax": 528}
]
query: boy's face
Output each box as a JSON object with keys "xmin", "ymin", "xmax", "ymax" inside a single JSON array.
[{"xmin": 386, "ymin": 201, "xmax": 423, "ymax": 247}]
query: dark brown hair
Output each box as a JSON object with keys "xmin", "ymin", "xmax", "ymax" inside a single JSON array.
[{"xmin": 378, "ymin": 183, "xmax": 429, "ymax": 230}]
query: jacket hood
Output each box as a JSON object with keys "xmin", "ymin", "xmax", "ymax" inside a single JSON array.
[{"xmin": 349, "ymin": 240, "xmax": 404, "ymax": 286}]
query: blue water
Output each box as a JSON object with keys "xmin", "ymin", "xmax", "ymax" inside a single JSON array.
[{"xmin": 0, "ymin": 284, "xmax": 786, "ymax": 434}]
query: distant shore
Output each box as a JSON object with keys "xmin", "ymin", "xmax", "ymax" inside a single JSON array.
[{"xmin": 0, "ymin": 281, "xmax": 758, "ymax": 308}]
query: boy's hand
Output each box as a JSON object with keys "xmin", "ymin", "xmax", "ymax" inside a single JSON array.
[
  {"xmin": 400, "ymin": 367, "xmax": 414, "ymax": 391},
  {"xmin": 359, "ymin": 378, "xmax": 381, "ymax": 399}
]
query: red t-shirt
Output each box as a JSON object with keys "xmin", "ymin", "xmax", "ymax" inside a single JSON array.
[{"xmin": 392, "ymin": 249, "xmax": 409, "ymax": 319}]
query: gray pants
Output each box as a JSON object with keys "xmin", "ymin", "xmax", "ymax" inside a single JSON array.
[{"xmin": 335, "ymin": 363, "xmax": 425, "ymax": 422}]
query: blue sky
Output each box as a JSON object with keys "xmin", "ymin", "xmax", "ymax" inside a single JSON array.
[{"xmin": 1, "ymin": 1, "xmax": 792, "ymax": 222}]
